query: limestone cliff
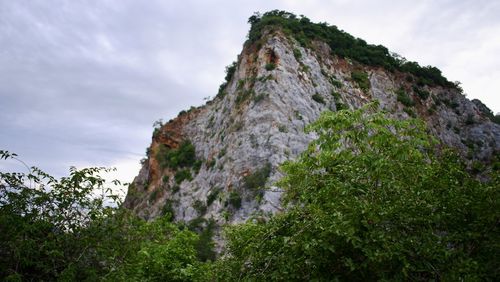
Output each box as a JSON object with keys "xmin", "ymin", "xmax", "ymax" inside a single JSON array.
[{"xmin": 124, "ymin": 14, "xmax": 500, "ymax": 232}]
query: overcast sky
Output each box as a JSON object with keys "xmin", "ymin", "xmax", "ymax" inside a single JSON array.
[{"xmin": 1, "ymin": 0, "xmax": 499, "ymax": 186}]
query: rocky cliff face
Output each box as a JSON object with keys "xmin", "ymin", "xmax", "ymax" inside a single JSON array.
[{"xmin": 124, "ymin": 26, "xmax": 500, "ymax": 232}]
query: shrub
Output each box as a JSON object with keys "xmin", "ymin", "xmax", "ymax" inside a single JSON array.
[
  {"xmin": 237, "ymin": 79, "xmax": 245, "ymax": 90},
  {"xmin": 336, "ymin": 102, "xmax": 347, "ymax": 111},
  {"xmin": 330, "ymin": 77, "xmax": 343, "ymax": 88},
  {"xmin": 243, "ymin": 163, "xmax": 272, "ymax": 191},
  {"xmin": 330, "ymin": 90, "xmax": 341, "ymax": 99},
  {"xmin": 265, "ymin": 63, "xmax": 276, "ymax": 71},
  {"xmin": 216, "ymin": 82, "xmax": 227, "ymax": 99},
  {"xmin": 235, "ymin": 89, "xmax": 253, "ymax": 107},
  {"xmin": 171, "ymin": 185, "xmax": 180, "ymax": 194},
  {"xmin": 161, "ymin": 199, "xmax": 175, "ymax": 220},
  {"xmin": 193, "ymin": 160, "xmax": 203, "ymax": 174},
  {"xmin": 207, "ymin": 187, "xmax": 222, "ymax": 206},
  {"xmin": 295, "ymin": 110, "xmax": 303, "ymax": 120},
  {"xmin": 278, "ymin": 124, "xmax": 288, "ymax": 133},
  {"xmin": 465, "ymin": 114, "xmax": 475, "ymax": 125},
  {"xmin": 162, "ymin": 175, "xmax": 170, "ymax": 184},
  {"xmin": 413, "ymin": 86, "xmax": 430, "ymax": 100},
  {"xmin": 218, "ymin": 148, "xmax": 226, "ymax": 158},
  {"xmin": 253, "ymin": 93, "xmax": 266, "ymax": 104},
  {"xmin": 225, "ymin": 61, "xmax": 237, "ymax": 82},
  {"xmin": 193, "ymin": 200, "xmax": 207, "ymax": 215},
  {"xmin": 351, "ymin": 70, "xmax": 370, "ymax": 92},
  {"xmin": 216, "ymin": 61, "xmax": 237, "ymax": 99},
  {"xmin": 312, "ymin": 93, "xmax": 325, "ymax": 104},
  {"xmin": 493, "ymin": 114, "xmax": 500, "ymax": 125},
  {"xmin": 156, "ymin": 140, "xmax": 196, "ymax": 169},
  {"xmin": 293, "ymin": 48, "xmax": 302, "ymax": 60},
  {"xmin": 450, "ymin": 101, "xmax": 460, "ymax": 109},
  {"xmin": 258, "ymin": 74, "xmax": 274, "ymax": 82},
  {"xmin": 149, "ymin": 189, "xmax": 160, "ymax": 202},
  {"xmin": 228, "ymin": 191, "xmax": 242, "ymax": 209},
  {"xmin": 396, "ymin": 88, "xmax": 415, "ymax": 107},
  {"xmin": 404, "ymin": 107, "xmax": 416, "ymax": 117},
  {"xmin": 194, "ymin": 219, "xmax": 216, "ymax": 262},
  {"xmin": 174, "ymin": 169, "xmax": 192, "ymax": 184}
]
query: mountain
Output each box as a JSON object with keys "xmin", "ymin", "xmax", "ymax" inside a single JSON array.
[{"xmin": 123, "ymin": 11, "xmax": 499, "ymax": 231}]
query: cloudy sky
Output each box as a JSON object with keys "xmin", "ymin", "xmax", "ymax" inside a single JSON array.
[{"xmin": 1, "ymin": 0, "xmax": 499, "ymax": 186}]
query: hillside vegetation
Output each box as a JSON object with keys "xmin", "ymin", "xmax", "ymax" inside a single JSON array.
[
  {"xmin": 248, "ymin": 10, "xmax": 457, "ymax": 88},
  {"xmin": 1, "ymin": 104, "xmax": 498, "ymax": 280}
]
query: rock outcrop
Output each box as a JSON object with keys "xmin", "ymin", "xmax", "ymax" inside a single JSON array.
[{"xmin": 124, "ymin": 17, "xmax": 500, "ymax": 238}]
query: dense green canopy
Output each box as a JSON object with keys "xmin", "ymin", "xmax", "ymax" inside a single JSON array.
[
  {"xmin": 1, "ymin": 104, "xmax": 498, "ymax": 281},
  {"xmin": 248, "ymin": 10, "xmax": 457, "ymax": 88}
]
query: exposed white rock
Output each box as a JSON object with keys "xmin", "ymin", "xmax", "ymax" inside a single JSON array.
[{"xmin": 124, "ymin": 30, "xmax": 500, "ymax": 246}]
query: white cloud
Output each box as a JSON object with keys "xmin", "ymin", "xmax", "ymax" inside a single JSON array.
[{"xmin": 1, "ymin": 0, "xmax": 499, "ymax": 182}]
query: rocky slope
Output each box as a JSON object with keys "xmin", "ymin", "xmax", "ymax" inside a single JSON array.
[{"xmin": 124, "ymin": 17, "xmax": 500, "ymax": 234}]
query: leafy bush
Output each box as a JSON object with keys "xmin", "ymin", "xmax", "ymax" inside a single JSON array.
[
  {"xmin": 224, "ymin": 61, "xmax": 237, "ymax": 83},
  {"xmin": 293, "ymin": 48, "xmax": 302, "ymax": 60},
  {"xmin": 278, "ymin": 124, "xmax": 288, "ymax": 133},
  {"xmin": 330, "ymin": 90, "xmax": 341, "ymax": 99},
  {"xmin": 161, "ymin": 199, "xmax": 175, "ymax": 220},
  {"xmin": 207, "ymin": 187, "xmax": 222, "ymax": 206},
  {"xmin": 493, "ymin": 114, "xmax": 500, "ymax": 125},
  {"xmin": 174, "ymin": 169, "xmax": 192, "ymax": 184},
  {"xmin": 195, "ymin": 219, "xmax": 217, "ymax": 262},
  {"xmin": 235, "ymin": 89, "xmax": 253, "ymax": 107},
  {"xmin": 312, "ymin": 93, "xmax": 325, "ymax": 104},
  {"xmin": 450, "ymin": 100, "xmax": 460, "ymax": 109},
  {"xmin": 237, "ymin": 79, "xmax": 245, "ymax": 90},
  {"xmin": 330, "ymin": 77, "xmax": 343, "ymax": 88},
  {"xmin": 404, "ymin": 107, "xmax": 416, "ymax": 117},
  {"xmin": 265, "ymin": 63, "xmax": 276, "ymax": 71},
  {"xmin": 193, "ymin": 159, "xmax": 203, "ymax": 174},
  {"xmin": 215, "ymin": 104, "xmax": 499, "ymax": 281},
  {"xmin": 193, "ymin": 200, "xmax": 207, "ymax": 215},
  {"xmin": 216, "ymin": 61, "xmax": 238, "ymax": 99},
  {"xmin": 0, "ymin": 151, "xmax": 205, "ymax": 281},
  {"xmin": 413, "ymin": 85, "xmax": 430, "ymax": 100},
  {"xmin": 253, "ymin": 93, "xmax": 266, "ymax": 103},
  {"xmin": 171, "ymin": 185, "xmax": 180, "ymax": 194},
  {"xmin": 162, "ymin": 175, "xmax": 170, "ymax": 184},
  {"xmin": 243, "ymin": 163, "xmax": 272, "ymax": 191},
  {"xmin": 156, "ymin": 140, "xmax": 196, "ymax": 169},
  {"xmin": 396, "ymin": 88, "xmax": 415, "ymax": 107},
  {"xmin": 149, "ymin": 189, "xmax": 160, "ymax": 201},
  {"xmin": 466, "ymin": 113, "xmax": 475, "ymax": 125},
  {"xmin": 351, "ymin": 70, "xmax": 370, "ymax": 92},
  {"xmin": 227, "ymin": 191, "xmax": 242, "ymax": 209},
  {"xmin": 112, "ymin": 218, "xmax": 203, "ymax": 281}
]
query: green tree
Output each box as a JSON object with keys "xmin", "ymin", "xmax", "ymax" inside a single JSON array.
[
  {"xmin": 0, "ymin": 151, "xmax": 205, "ymax": 281},
  {"xmin": 215, "ymin": 104, "xmax": 499, "ymax": 281}
]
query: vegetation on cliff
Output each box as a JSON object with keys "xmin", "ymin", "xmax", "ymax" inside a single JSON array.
[{"xmin": 247, "ymin": 10, "xmax": 457, "ymax": 89}]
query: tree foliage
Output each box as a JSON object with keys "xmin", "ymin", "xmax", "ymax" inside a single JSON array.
[
  {"xmin": 214, "ymin": 104, "xmax": 499, "ymax": 280},
  {"xmin": 0, "ymin": 151, "xmax": 205, "ymax": 281},
  {"xmin": 1, "ymin": 102, "xmax": 499, "ymax": 281}
]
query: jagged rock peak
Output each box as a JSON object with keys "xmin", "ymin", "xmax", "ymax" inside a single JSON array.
[{"xmin": 124, "ymin": 11, "xmax": 500, "ymax": 232}]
